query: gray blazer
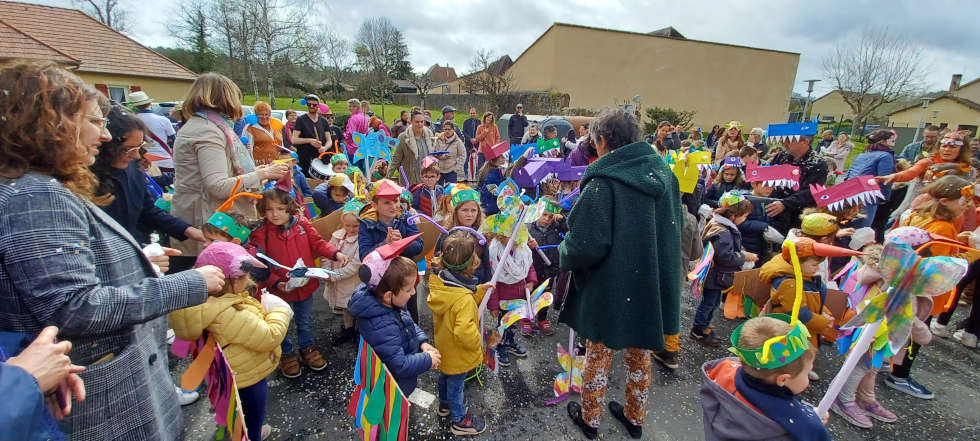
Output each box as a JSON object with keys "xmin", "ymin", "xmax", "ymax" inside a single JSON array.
[{"xmin": 0, "ymin": 173, "xmax": 207, "ymax": 441}]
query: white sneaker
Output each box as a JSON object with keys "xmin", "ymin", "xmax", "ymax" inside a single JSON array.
[
  {"xmin": 808, "ymin": 371, "xmax": 820, "ymax": 381},
  {"xmin": 953, "ymin": 329, "xmax": 978, "ymax": 348},
  {"xmin": 175, "ymin": 385, "xmax": 199, "ymax": 406},
  {"xmin": 930, "ymin": 321, "xmax": 951, "ymax": 339}
]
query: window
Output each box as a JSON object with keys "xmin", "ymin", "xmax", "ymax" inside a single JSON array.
[{"xmin": 107, "ymin": 86, "xmax": 126, "ymax": 103}]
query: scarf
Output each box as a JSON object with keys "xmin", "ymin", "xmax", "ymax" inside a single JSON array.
[
  {"xmin": 489, "ymin": 239, "xmax": 533, "ymax": 284},
  {"xmin": 197, "ymin": 110, "xmax": 256, "ymax": 176},
  {"xmin": 865, "ymin": 142, "xmax": 893, "ymax": 153}
]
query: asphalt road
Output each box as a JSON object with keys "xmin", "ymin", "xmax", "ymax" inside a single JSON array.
[{"xmin": 173, "ymin": 283, "xmax": 980, "ymax": 440}]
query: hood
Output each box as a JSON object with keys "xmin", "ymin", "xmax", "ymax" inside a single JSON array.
[
  {"xmin": 427, "ymin": 275, "xmax": 473, "ymax": 316},
  {"xmin": 169, "ymin": 293, "xmax": 248, "ymax": 341},
  {"xmin": 581, "ymin": 141, "xmax": 673, "ymax": 197},
  {"xmin": 703, "ymin": 213, "xmax": 738, "ymax": 241},
  {"xmin": 700, "ymin": 359, "xmax": 787, "ymax": 440},
  {"xmin": 759, "ymin": 254, "xmax": 797, "ymax": 285},
  {"xmin": 347, "ymin": 284, "xmax": 393, "ymax": 320},
  {"xmin": 360, "ymin": 205, "xmax": 379, "ymax": 222},
  {"xmin": 332, "ymin": 228, "xmax": 357, "ymax": 243}
]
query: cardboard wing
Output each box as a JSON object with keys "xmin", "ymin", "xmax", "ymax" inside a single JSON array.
[{"xmin": 732, "ymin": 269, "xmax": 771, "ymax": 308}]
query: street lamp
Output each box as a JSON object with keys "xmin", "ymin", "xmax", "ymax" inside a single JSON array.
[
  {"xmin": 802, "ymin": 79, "xmax": 821, "ymax": 121},
  {"xmin": 912, "ymin": 98, "xmax": 930, "ymax": 143}
]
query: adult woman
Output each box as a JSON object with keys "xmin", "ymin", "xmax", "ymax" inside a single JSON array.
[
  {"xmin": 714, "ymin": 121, "xmax": 745, "ymax": 162},
  {"xmin": 846, "ymin": 129, "xmax": 896, "ymax": 229},
  {"xmin": 559, "ymin": 108, "xmax": 681, "ymax": 439},
  {"xmin": 0, "ymin": 62, "xmax": 223, "ymax": 440},
  {"xmin": 879, "ymin": 130, "xmax": 975, "ymax": 221},
  {"xmin": 823, "ymin": 132, "xmax": 854, "ymax": 173},
  {"xmin": 474, "ymin": 111, "xmax": 500, "ymax": 153},
  {"xmin": 246, "ymin": 101, "xmax": 284, "ymax": 166},
  {"xmin": 520, "ymin": 123, "xmax": 541, "ymax": 144},
  {"xmin": 705, "ymin": 124, "xmax": 723, "ymax": 147},
  {"xmin": 388, "ymin": 111, "xmax": 434, "ymax": 187},
  {"xmin": 433, "ymin": 121, "xmax": 466, "ymax": 184},
  {"xmin": 568, "ymin": 136, "xmax": 598, "ymax": 166},
  {"xmin": 283, "ymin": 109, "xmax": 298, "ymax": 147},
  {"xmin": 171, "ymin": 73, "xmax": 288, "ymax": 259},
  {"xmin": 91, "ymin": 105, "xmax": 205, "ymax": 245}
]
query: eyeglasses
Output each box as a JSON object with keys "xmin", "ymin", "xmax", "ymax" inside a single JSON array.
[{"xmin": 86, "ymin": 114, "xmax": 108, "ymax": 129}]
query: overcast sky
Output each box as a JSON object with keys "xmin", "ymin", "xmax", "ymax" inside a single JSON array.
[{"xmin": 25, "ymin": 0, "xmax": 980, "ymax": 97}]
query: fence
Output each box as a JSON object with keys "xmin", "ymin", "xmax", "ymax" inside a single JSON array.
[{"xmin": 391, "ymin": 92, "xmax": 570, "ymax": 115}]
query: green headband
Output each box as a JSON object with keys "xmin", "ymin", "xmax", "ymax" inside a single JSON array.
[
  {"xmin": 206, "ymin": 212, "xmax": 251, "ymax": 243},
  {"xmin": 729, "ymin": 313, "xmax": 811, "ymax": 370},
  {"xmin": 443, "ymin": 254, "xmax": 474, "ymax": 271},
  {"xmin": 541, "ymin": 198, "xmax": 562, "ymax": 214},
  {"xmin": 451, "ymin": 189, "xmax": 480, "ymax": 207}
]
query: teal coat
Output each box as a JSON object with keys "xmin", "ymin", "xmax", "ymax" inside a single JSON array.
[{"xmin": 558, "ymin": 141, "xmax": 682, "ymax": 351}]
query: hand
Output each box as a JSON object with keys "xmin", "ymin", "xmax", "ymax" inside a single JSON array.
[
  {"xmin": 554, "ymin": 214, "xmax": 564, "ymax": 222},
  {"xmin": 527, "ymin": 238, "xmax": 539, "ymax": 249},
  {"xmin": 386, "ymin": 227, "xmax": 402, "ymax": 244},
  {"xmin": 194, "ymin": 265, "xmax": 226, "ymax": 294},
  {"xmin": 311, "ymin": 139, "xmax": 323, "ymax": 149},
  {"xmin": 765, "ymin": 201, "xmax": 785, "ymax": 217},
  {"xmin": 147, "ymin": 247, "xmax": 181, "ymax": 274},
  {"xmin": 469, "ymin": 138, "xmax": 477, "ymax": 145},
  {"xmin": 7, "ymin": 327, "xmax": 81, "ymax": 394},
  {"xmin": 428, "ymin": 349, "xmax": 441, "ymax": 370},
  {"xmin": 47, "ymin": 371, "xmax": 85, "ymax": 420},
  {"xmin": 257, "ymin": 163, "xmax": 288, "ymax": 181},
  {"xmin": 261, "ymin": 292, "xmax": 292, "ymax": 314},
  {"xmin": 277, "ymin": 281, "xmax": 290, "ymax": 292},
  {"xmin": 876, "ymin": 174, "xmax": 895, "ymax": 185},
  {"xmin": 318, "ymin": 145, "xmax": 328, "ymax": 154},
  {"xmin": 478, "ymin": 282, "xmax": 495, "ymax": 292},
  {"xmin": 420, "ymin": 343, "xmax": 438, "ymax": 355},
  {"xmin": 820, "ymin": 411, "xmax": 830, "ymax": 425},
  {"xmin": 675, "ymin": 125, "xmax": 685, "ymax": 133},
  {"xmin": 744, "ymin": 252, "xmax": 759, "ymax": 262},
  {"xmin": 184, "ymin": 227, "xmax": 206, "ymax": 243},
  {"xmin": 836, "ymin": 228, "xmax": 856, "ymax": 238},
  {"xmin": 334, "ymin": 252, "xmax": 349, "ymax": 266}
]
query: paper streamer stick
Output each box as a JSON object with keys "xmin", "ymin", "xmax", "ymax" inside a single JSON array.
[
  {"xmin": 406, "ymin": 213, "xmax": 450, "ymax": 235},
  {"xmin": 478, "ymin": 206, "xmax": 528, "ymax": 327},
  {"xmin": 448, "ymin": 226, "xmax": 487, "ymax": 245},
  {"xmin": 815, "ymin": 320, "xmax": 883, "ymax": 418},
  {"xmin": 559, "ymin": 187, "xmax": 579, "ymax": 206},
  {"xmin": 535, "ymin": 248, "xmax": 552, "ymax": 267},
  {"xmin": 784, "ymin": 240, "xmax": 805, "ymax": 323},
  {"xmin": 399, "ymin": 166, "xmax": 409, "ymax": 188}
]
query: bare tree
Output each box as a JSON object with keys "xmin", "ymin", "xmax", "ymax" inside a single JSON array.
[
  {"xmin": 462, "ymin": 49, "xmax": 514, "ymax": 114},
  {"xmin": 407, "ymin": 71, "xmax": 437, "ymax": 110},
  {"xmin": 822, "ymin": 27, "xmax": 926, "ymax": 135},
  {"xmin": 354, "ymin": 17, "xmax": 411, "ymax": 117},
  {"xmin": 319, "ymin": 31, "xmax": 354, "ymax": 100},
  {"xmin": 75, "ymin": 0, "xmax": 129, "ymax": 33},
  {"xmin": 171, "ymin": 0, "xmax": 215, "ymax": 73},
  {"xmin": 246, "ymin": 0, "xmax": 319, "ymax": 108}
]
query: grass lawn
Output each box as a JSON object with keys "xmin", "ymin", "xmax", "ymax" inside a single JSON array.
[{"xmin": 242, "ymin": 95, "xmax": 469, "ymax": 128}]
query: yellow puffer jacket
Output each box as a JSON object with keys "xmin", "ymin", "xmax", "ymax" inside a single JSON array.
[
  {"xmin": 426, "ymin": 275, "xmax": 486, "ymax": 375},
  {"xmin": 759, "ymin": 255, "xmax": 831, "ymax": 346},
  {"xmin": 169, "ymin": 292, "xmax": 292, "ymax": 388}
]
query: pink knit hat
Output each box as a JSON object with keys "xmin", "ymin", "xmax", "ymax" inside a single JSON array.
[{"xmin": 195, "ymin": 242, "xmax": 266, "ymax": 279}]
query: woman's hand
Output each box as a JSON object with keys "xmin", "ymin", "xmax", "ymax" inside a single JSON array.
[
  {"xmin": 764, "ymin": 201, "xmax": 785, "ymax": 217},
  {"xmin": 7, "ymin": 327, "xmax": 80, "ymax": 394},
  {"xmin": 194, "ymin": 265, "xmax": 226, "ymax": 294},
  {"xmin": 147, "ymin": 247, "xmax": 181, "ymax": 274},
  {"xmin": 876, "ymin": 174, "xmax": 896, "ymax": 185},
  {"xmin": 836, "ymin": 228, "xmax": 856, "ymax": 238},
  {"xmin": 184, "ymin": 227, "xmax": 206, "ymax": 243},
  {"xmin": 257, "ymin": 163, "xmax": 288, "ymax": 181}
]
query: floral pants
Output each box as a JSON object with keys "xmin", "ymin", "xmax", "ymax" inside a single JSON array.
[{"xmin": 580, "ymin": 339, "xmax": 652, "ymax": 428}]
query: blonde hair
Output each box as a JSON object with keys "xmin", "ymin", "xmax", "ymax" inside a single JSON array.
[
  {"xmin": 253, "ymin": 100, "xmax": 272, "ymax": 115},
  {"xmin": 181, "ymin": 73, "xmax": 243, "ymax": 121},
  {"xmin": 348, "ymin": 98, "xmax": 361, "ymax": 108},
  {"xmin": 739, "ymin": 316, "xmax": 817, "ymax": 379}
]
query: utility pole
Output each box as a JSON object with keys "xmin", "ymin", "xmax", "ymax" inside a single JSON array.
[
  {"xmin": 802, "ymin": 79, "xmax": 820, "ymax": 121},
  {"xmin": 911, "ymin": 98, "xmax": 930, "ymax": 143}
]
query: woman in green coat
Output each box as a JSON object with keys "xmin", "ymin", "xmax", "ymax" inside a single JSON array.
[{"xmin": 559, "ymin": 108, "xmax": 682, "ymax": 440}]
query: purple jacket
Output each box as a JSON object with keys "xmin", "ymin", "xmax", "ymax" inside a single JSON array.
[{"xmin": 568, "ymin": 143, "xmax": 594, "ymax": 167}]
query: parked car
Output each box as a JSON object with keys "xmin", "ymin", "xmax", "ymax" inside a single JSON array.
[{"xmin": 150, "ymin": 101, "xmax": 180, "ymax": 123}]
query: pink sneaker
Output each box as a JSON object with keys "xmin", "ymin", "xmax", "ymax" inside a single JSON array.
[
  {"xmin": 831, "ymin": 398, "xmax": 873, "ymax": 429},
  {"xmin": 862, "ymin": 401, "xmax": 897, "ymax": 423}
]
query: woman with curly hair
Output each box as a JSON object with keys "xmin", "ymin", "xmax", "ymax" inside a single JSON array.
[{"xmin": 0, "ymin": 61, "xmax": 223, "ymax": 440}]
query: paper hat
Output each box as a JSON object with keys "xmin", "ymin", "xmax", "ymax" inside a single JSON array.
[
  {"xmin": 370, "ymin": 179, "xmax": 403, "ymax": 201},
  {"xmin": 672, "ymin": 151, "xmax": 712, "ymax": 194},
  {"xmin": 725, "ymin": 120, "xmax": 743, "ymax": 131},
  {"xmin": 274, "ymin": 166, "xmax": 294, "ymax": 193},
  {"xmin": 744, "ymin": 163, "xmax": 800, "ymax": 190},
  {"xmin": 482, "ymin": 141, "xmax": 509, "ymax": 160},
  {"xmin": 721, "ymin": 156, "xmax": 742, "ymax": 170},
  {"xmin": 800, "ymin": 212, "xmax": 839, "ymax": 236},
  {"xmin": 513, "ymin": 160, "xmax": 553, "ymax": 187},
  {"xmin": 328, "ymin": 173, "xmax": 356, "ymax": 195},
  {"xmin": 421, "ymin": 155, "xmax": 439, "ymax": 170},
  {"xmin": 510, "ymin": 143, "xmax": 535, "ymax": 162},
  {"xmin": 206, "ymin": 178, "xmax": 262, "ymax": 243},
  {"xmin": 143, "ymin": 152, "xmax": 170, "ymax": 163},
  {"xmin": 400, "ymin": 188, "xmax": 413, "ymax": 204},
  {"xmin": 451, "ymin": 185, "xmax": 480, "ymax": 207},
  {"xmin": 556, "ymin": 164, "xmax": 586, "ymax": 182},
  {"xmin": 358, "ymin": 233, "xmax": 423, "ymax": 288},
  {"xmin": 539, "ymin": 197, "xmax": 563, "ymax": 214},
  {"xmin": 810, "ymin": 176, "xmax": 884, "ymax": 211},
  {"xmin": 342, "ymin": 198, "xmax": 366, "ymax": 215},
  {"xmin": 195, "ymin": 241, "xmax": 266, "ymax": 279},
  {"xmin": 330, "ymin": 153, "xmax": 348, "ymax": 164},
  {"xmin": 781, "ymin": 237, "xmax": 863, "ymax": 260},
  {"xmin": 729, "ymin": 313, "xmax": 811, "ymax": 370},
  {"xmin": 766, "ymin": 119, "xmax": 818, "ymax": 143},
  {"xmin": 718, "ymin": 191, "xmax": 746, "ymax": 208},
  {"xmin": 536, "ymin": 137, "xmax": 561, "ymax": 154}
]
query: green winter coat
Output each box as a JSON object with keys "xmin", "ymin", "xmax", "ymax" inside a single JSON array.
[{"xmin": 558, "ymin": 141, "xmax": 682, "ymax": 351}]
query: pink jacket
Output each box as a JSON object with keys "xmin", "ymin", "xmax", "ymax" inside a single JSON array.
[{"xmin": 345, "ymin": 109, "xmax": 369, "ymax": 155}]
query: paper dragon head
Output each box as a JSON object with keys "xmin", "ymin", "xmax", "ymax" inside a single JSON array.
[
  {"xmin": 729, "ymin": 313, "xmax": 811, "ymax": 370},
  {"xmin": 721, "ymin": 156, "xmax": 742, "ymax": 170},
  {"xmin": 672, "ymin": 150, "xmax": 713, "ymax": 194},
  {"xmin": 744, "ymin": 163, "xmax": 800, "ymax": 190},
  {"xmin": 450, "ymin": 185, "xmax": 480, "ymax": 208},
  {"xmin": 482, "ymin": 141, "xmax": 509, "ymax": 160},
  {"xmin": 810, "ymin": 176, "xmax": 884, "ymax": 212},
  {"xmin": 766, "ymin": 120, "xmax": 818, "ymax": 144}
]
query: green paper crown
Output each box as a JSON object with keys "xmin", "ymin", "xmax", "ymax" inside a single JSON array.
[
  {"xmin": 536, "ymin": 137, "xmax": 560, "ymax": 154},
  {"xmin": 343, "ymin": 199, "xmax": 366, "ymax": 214},
  {"xmin": 330, "ymin": 153, "xmax": 348, "ymax": 165},
  {"xmin": 206, "ymin": 212, "xmax": 251, "ymax": 243},
  {"xmin": 729, "ymin": 313, "xmax": 811, "ymax": 370},
  {"xmin": 451, "ymin": 189, "xmax": 480, "ymax": 207},
  {"xmin": 541, "ymin": 198, "xmax": 562, "ymax": 214},
  {"xmin": 718, "ymin": 191, "xmax": 746, "ymax": 209}
]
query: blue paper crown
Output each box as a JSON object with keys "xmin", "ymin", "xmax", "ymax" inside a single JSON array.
[{"xmin": 766, "ymin": 119, "xmax": 818, "ymax": 142}]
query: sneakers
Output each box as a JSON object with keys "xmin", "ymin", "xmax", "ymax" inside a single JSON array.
[
  {"xmin": 450, "ymin": 413, "xmax": 486, "ymax": 436},
  {"xmin": 300, "ymin": 346, "xmax": 327, "ymax": 371},
  {"xmin": 862, "ymin": 401, "xmax": 897, "ymax": 423},
  {"xmin": 507, "ymin": 340, "xmax": 528, "ymax": 358},
  {"xmin": 830, "ymin": 398, "xmax": 873, "ymax": 429},
  {"xmin": 808, "ymin": 370, "xmax": 820, "ymax": 381},
  {"xmin": 496, "ymin": 348, "xmax": 511, "ymax": 366},
  {"xmin": 953, "ymin": 329, "xmax": 978, "ymax": 348},
  {"xmin": 653, "ymin": 350, "xmax": 679, "ymax": 370},
  {"xmin": 438, "ymin": 401, "xmax": 467, "ymax": 417},
  {"xmin": 885, "ymin": 375, "xmax": 934, "ymax": 399},
  {"xmin": 567, "ymin": 402, "xmax": 598, "ymax": 440},
  {"xmin": 520, "ymin": 320, "xmax": 535, "ymax": 338},
  {"xmin": 930, "ymin": 321, "xmax": 951, "ymax": 338},
  {"xmin": 175, "ymin": 385, "xmax": 199, "ymax": 406},
  {"xmin": 331, "ymin": 326, "xmax": 358, "ymax": 346},
  {"xmin": 279, "ymin": 352, "xmax": 301, "ymax": 378},
  {"xmin": 609, "ymin": 400, "xmax": 642, "ymax": 439},
  {"xmin": 689, "ymin": 329, "xmax": 720, "ymax": 347},
  {"xmin": 538, "ymin": 319, "xmax": 555, "ymax": 336}
]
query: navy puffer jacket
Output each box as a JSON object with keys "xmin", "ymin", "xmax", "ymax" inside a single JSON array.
[{"xmin": 348, "ymin": 284, "xmax": 430, "ymax": 395}]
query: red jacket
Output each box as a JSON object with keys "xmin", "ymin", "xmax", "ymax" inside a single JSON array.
[{"xmin": 248, "ymin": 216, "xmax": 339, "ymax": 302}]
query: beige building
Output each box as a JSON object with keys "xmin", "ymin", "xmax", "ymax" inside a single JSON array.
[
  {"xmin": 809, "ymin": 90, "xmax": 857, "ymax": 122},
  {"xmin": 503, "ymin": 23, "xmax": 799, "ymax": 129},
  {"xmin": 888, "ymin": 74, "xmax": 980, "ymax": 136},
  {"xmin": 0, "ymin": 1, "xmax": 196, "ymax": 102}
]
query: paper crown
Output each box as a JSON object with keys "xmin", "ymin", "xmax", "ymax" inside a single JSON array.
[
  {"xmin": 206, "ymin": 177, "xmax": 262, "ymax": 243},
  {"xmin": 718, "ymin": 191, "xmax": 746, "ymax": 208},
  {"xmin": 194, "ymin": 241, "xmax": 266, "ymax": 279},
  {"xmin": 370, "ymin": 179, "xmax": 403, "ymax": 201},
  {"xmin": 744, "ymin": 163, "xmax": 800, "ymax": 190},
  {"xmin": 766, "ymin": 120, "xmax": 818, "ymax": 143},
  {"xmin": 721, "ymin": 156, "xmax": 742, "ymax": 170},
  {"xmin": 328, "ymin": 173, "xmax": 356, "ymax": 194},
  {"xmin": 451, "ymin": 185, "xmax": 480, "ymax": 207},
  {"xmin": 510, "ymin": 143, "xmax": 535, "ymax": 162},
  {"xmin": 345, "ymin": 165, "xmax": 364, "ymax": 178},
  {"xmin": 539, "ymin": 197, "xmax": 563, "ymax": 214},
  {"xmin": 810, "ymin": 176, "xmax": 884, "ymax": 211},
  {"xmin": 513, "ymin": 160, "xmax": 553, "ymax": 187},
  {"xmin": 421, "ymin": 155, "xmax": 439, "ymax": 170},
  {"xmin": 781, "ymin": 237, "xmax": 863, "ymax": 260},
  {"xmin": 536, "ymin": 137, "xmax": 561, "ymax": 154},
  {"xmin": 358, "ymin": 233, "xmax": 423, "ymax": 288},
  {"xmin": 729, "ymin": 313, "xmax": 811, "ymax": 370},
  {"xmin": 343, "ymin": 198, "xmax": 366, "ymax": 214},
  {"xmin": 556, "ymin": 163, "xmax": 586, "ymax": 182},
  {"xmin": 725, "ymin": 120, "xmax": 743, "ymax": 131},
  {"xmin": 800, "ymin": 212, "xmax": 839, "ymax": 236},
  {"xmin": 482, "ymin": 141, "xmax": 509, "ymax": 160},
  {"xmin": 330, "ymin": 153, "xmax": 348, "ymax": 164}
]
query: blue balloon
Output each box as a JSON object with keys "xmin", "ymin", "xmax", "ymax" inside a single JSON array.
[
  {"xmin": 245, "ymin": 114, "xmax": 259, "ymax": 125},
  {"xmin": 240, "ymin": 136, "xmax": 250, "ymax": 145},
  {"xmin": 299, "ymin": 98, "xmax": 307, "ymax": 106}
]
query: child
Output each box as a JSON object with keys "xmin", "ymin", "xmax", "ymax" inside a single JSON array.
[
  {"xmin": 704, "ymin": 157, "xmax": 748, "ymax": 208},
  {"xmin": 477, "ymin": 142, "xmax": 508, "ymax": 215},
  {"xmin": 740, "ymin": 180, "xmax": 777, "ymax": 266},
  {"xmin": 691, "ymin": 192, "xmax": 757, "ymax": 345},
  {"xmin": 170, "ymin": 242, "xmax": 293, "ymax": 441},
  {"xmin": 786, "ymin": 212, "xmax": 845, "ymax": 289},
  {"xmin": 202, "ymin": 211, "xmax": 253, "ymax": 246},
  {"xmin": 248, "ymin": 188, "xmax": 348, "ymax": 379},
  {"xmin": 427, "ymin": 231, "xmax": 490, "ymax": 436},
  {"xmin": 412, "ymin": 163, "xmax": 444, "ymax": 217},
  {"xmin": 486, "ymin": 221, "xmax": 537, "ymax": 366},
  {"xmin": 700, "ymin": 315, "xmax": 829, "ymax": 441},
  {"xmin": 433, "ymin": 185, "xmax": 455, "ymax": 223},
  {"xmin": 359, "ymin": 179, "xmax": 425, "ymax": 321},
  {"xmin": 527, "ymin": 195, "xmax": 567, "ymax": 336},
  {"xmin": 330, "ymin": 153, "xmax": 349, "ymax": 175},
  {"xmin": 325, "ymin": 199, "xmax": 365, "ymax": 346},
  {"xmin": 370, "ymin": 158, "xmax": 389, "ymax": 182},
  {"xmin": 739, "ymin": 146, "xmax": 760, "ymax": 168},
  {"xmin": 312, "ymin": 173, "xmax": 354, "ymax": 216},
  {"xmin": 348, "ymin": 239, "xmax": 440, "ymax": 396},
  {"xmin": 436, "ymin": 185, "xmax": 490, "ymax": 283}
]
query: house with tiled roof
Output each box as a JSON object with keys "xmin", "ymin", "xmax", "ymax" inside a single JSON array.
[
  {"xmin": 0, "ymin": 1, "xmax": 196, "ymax": 102},
  {"xmin": 425, "ymin": 64, "xmax": 457, "ymax": 83},
  {"xmin": 888, "ymin": 74, "xmax": 980, "ymax": 136}
]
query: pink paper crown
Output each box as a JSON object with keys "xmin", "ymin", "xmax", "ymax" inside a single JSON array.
[
  {"xmin": 810, "ymin": 175, "xmax": 884, "ymax": 211},
  {"xmin": 744, "ymin": 163, "xmax": 800, "ymax": 190}
]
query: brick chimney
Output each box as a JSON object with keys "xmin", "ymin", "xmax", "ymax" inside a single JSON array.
[{"xmin": 950, "ymin": 74, "xmax": 963, "ymax": 92}]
